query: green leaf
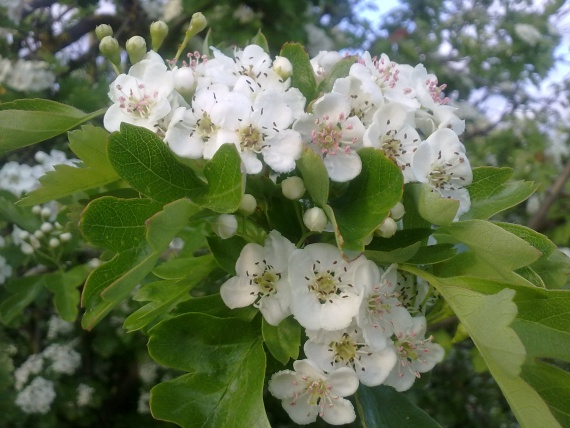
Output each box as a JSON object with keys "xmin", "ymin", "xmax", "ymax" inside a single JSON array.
[
  {"xmin": 438, "ymin": 220, "xmax": 543, "ymax": 286},
  {"xmin": 0, "ymin": 99, "xmax": 102, "ymax": 153},
  {"xmin": 296, "ymin": 147, "xmax": 329, "ymax": 207},
  {"xmin": 0, "ymin": 191, "xmax": 42, "ymax": 230},
  {"xmin": 108, "ymin": 124, "xmax": 242, "ymax": 211},
  {"xmin": 18, "ymin": 125, "xmax": 120, "ymax": 206},
  {"xmin": 124, "ymin": 255, "xmax": 217, "ymax": 332},
  {"xmin": 148, "ymin": 313, "xmax": 270, "ymax": 428},
  {"xmin": 407, "ymin": 244, "xmax": 457, "ymax": 265},
  {"xmin": 356, "ymin": 384, "xmax": 442, "ymax": 428},
  {"xmin": 330, "ymin": 148, "xmax": 403, "ymax": 252},
  {"xmin": 262, "ymin": 316, "xmax": 301, "ymax": 364},
  {"xmin": 250, "ymin": 29, "xmax": 269, "ymax": 52},
  {"xmin": 43, "ymin": 264, "xmax": 91, "ymax": 322},
  {"xmin": 206, "ymin": 235, "xmax": 248, "ymax": 275},
  {"xmin": 172, "ymin": 294, "xmax": 258, "ymax": 321},
  {"xmin": 402, "ymin": 269, "xmax": 568, "ymax": 428},
  {"xmin": 405, "ymin": 183, "xmax": 459, "ymax": 226},
  {"xmin": 364, "ymin": 241, "xmax": 421, "ymax": 264},
  {"xmin": 494, "ymin": 222, "xmax": 570, "ymax": 289},
  {"xmin": 80, "ymin": 197, "xmax": 200, "ymax": 329},
  {"xmin": 317, "ymin": 57, "xmax": 356, "ymax": 94},
  {"xmin": 279, "ymin": 43, "xmax": 318, "ymax": 104},
  {"xmin": 0, "ymin": 276, "xmax": 44, "ymax": 325},
  {"xmin": 462, "ymin": 167, "xmax": 538, "ymax": 220}
]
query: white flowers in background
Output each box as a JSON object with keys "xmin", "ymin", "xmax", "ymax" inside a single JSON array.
[
  {"xmin": 42, "ymin": 342, "xmax": 81, "ymax": 375},
  {"xmin": 46, "ymin": 315, "xmax": 74, "ymax": 340},
  {"xmin": 14, "ymin": 354, "xmax": 44, "ymax": 391},
  {"xmin": 514, "ymin": 23, "xmax": 542, "ymax": 46},
  {"xmin": 15, "ymin": 376, "xmax": 56, "ymax": 414},
  {"xmin": 0, "ymin": 57, "xmax": 55, "ymax": 92},
  {"xmin": 76, "ymin": 383, "xmax": 95, "ymax": 407},
  {"xmin": 221, "ymin": 230, "xmax": 295, "ymax": 325},
  {"xmin": 268, "ymin": 359, "xmax": 359, "ymax": 425},
  {"xmin": 384, "ymin": 315, "xmax": 445, "ymax": 392},
  {"xmin": 0, "ymin": 255, "xmax": 12, "ymax": 284}
]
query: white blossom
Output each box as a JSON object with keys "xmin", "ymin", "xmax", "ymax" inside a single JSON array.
[
  {"xmin": 221, "ymin": 230, "xmax": 294, "ymax": 325},
  {"xmin": 293, "ymin": 92, "xmax": 364, "ymax": 182},
  {"xmin": 42, "ymin": 342, "xmax": 81, "ymax": 375},
  {"xmin": 304, "ymin": 321, "xmax": 397, "ymax": 386},
  {"xmin": 384, "ymin": 315, "xmax": 445, "ymax": 392},
  {"xmin": 77, "ymin": 383, "xmax": 95, "ymax": 407},
  {"xmin": 268, "ymin": 359, "xmax": 359, "ymax": 425},
  {"xmin": 14, "ymin": 354, "xmax": 44, "ymax": 391},
  {"xmin": 288, "ymin": 243, "xmax": 367, "ymax": 331},
  {"xmin": 15, "ymin": 376, "xmax": 56, "ymax": 414},
  {"xmin": 46, "ymin": 315, "xmax": 74, "ymax": 340}
]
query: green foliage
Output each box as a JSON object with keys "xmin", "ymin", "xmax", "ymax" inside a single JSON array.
[
  {"xmin": 148, "ymin": 313, "xmax": 270, "ymax": 428},
  {"xmin": 262, "ymin": 316, "xmax": 301, "ymax": 364},
  {"xmin": 18, "ymin": 126, "xmax": 120, "ymax": 206},
  {"xmin": 0, "ymin": 100, "xmax": 103, "ymax": 153},
  {"xmin": 279, "ymin": 43, "xmax": 318, "ymax": 105}
]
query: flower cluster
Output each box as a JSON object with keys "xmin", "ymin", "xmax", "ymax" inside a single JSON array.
[
  {"xmin": 103, "ymin": 45, "xmax": 473, "ymax": 216},
  {"xmin": 221, "ymin": 230, "xmax": 444, "ymax": 424}
]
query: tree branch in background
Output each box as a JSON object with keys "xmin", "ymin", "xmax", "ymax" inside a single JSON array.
[{"xmin": 527, "ymin": 157, "xmax": 570, "ymax": 232}]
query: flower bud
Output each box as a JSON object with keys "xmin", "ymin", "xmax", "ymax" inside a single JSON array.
[
  {"xmin": 239, "ymin": 194, "xmax": 257, "ymax": 216},
  {"xmin": 173, "ymin": 66, "xmax": 197, "ymax": 96},
  {"xmin": 187, "ymin": 12, "xmax": 207, "ymax": 37},
  {"xmin": 303, "ymin": 207, "xmax": 328, "ymax": 232},
  {"xmin": 99, "ymin": 36, "xmax": 122, "ymax": 70},
  {"xmin": 40, "ymin": 207, "xmax": 52, "ymax": 218},
  {"xmin": 281, "ymin": 176, "xmax": 305, "ymax": 200},
  {"xmin": 21, "ymin": 242, "xmax": 34, "ymax": 255},
  {"xmin": 40, "ymin": 222, "xmax": 53, "ymax": 233},
  {"xmin": 33, "ymin": 230, "xmax": 44, "ymax": 239},
  {"xmin": 273, "ymin": 56, "xmax": 292, "ymax": 80},
  {"xmin": 150, "ymin": 21, "xmax": 169, "ymax": 51},
  {"xmin": 390, "ymin": 202, "xmax": 405, "ymax": 221},
  {"xmin": 376, "ymin": 217, "xmax": 397, "ymax": 238},
  {"xmin": 212, "ymin": 214, "xmax": 238, "ymax": 239},
  {"xmin": 95, "ymin": 24, "xmax": 113, "ymax": 41},
  {"xmin": 126, "ymin": 36, "xmax": 147, "ymax": 64},
  {"xmin": 49, "ymin": 238, "xmax": 60, "ymax": 248},
  {"xmin": 31, "ymin": 205, "xmax": 42, "ymax": 215},
  {"xmin": 60, "ymin": 232, "xmax": 72, "ymax": 242}
]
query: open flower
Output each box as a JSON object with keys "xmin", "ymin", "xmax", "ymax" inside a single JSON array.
[
  {"xmin": 220, "ymin": 230, "xmax": 294, "ymax": 325},
  {"xmin": 412, "ymin": 128, "xmax": 473, "ymax": 218},
  {"xmin": 288, "ymin": 243, "xmax": 367, "ymax": 330},
  {"xmin": 268, "ymin": 359, "xmax": 359, "ymax": 425},
  {"xmin": 104, "ymin": 51, "xmax": 174, "ymax": 132},
  {"xmin": 304, "ymin": 321, "xmax": 397, "ymax": 386},
  {"xmin": 293, "ymin": 92, "xmax": 364, "ymax": 182},
  {"xmin": 384, "ymin": 315, "xmax": 445, "ymax": 392}
]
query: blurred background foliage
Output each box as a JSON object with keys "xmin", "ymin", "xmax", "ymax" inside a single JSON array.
[{"xmin": 0, "ymin": 0, "xmax": 568, "ymax": 426}]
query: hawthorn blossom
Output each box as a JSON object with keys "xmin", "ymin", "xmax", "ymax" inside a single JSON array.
[
  {"xmin": 204, "ymin": 89, "xmax": 304, "ymax": 174},
  {"xmin": 15, "ymin": 376, "xmax": 56, "ymax": 414},
  {"xmin": 383, "ymin": 315, "xmax": 445, "ymax": 392},
  {"xmin": 268, "ymin": 359, "xmax": 359, "ymax": 425},
  {"xmin": 363, "ymin": 103, "xmax": 421, "ymax": 182},
  {"xmin": 304, "ymin": 321, "xmax": 397, "ymax": 386},
  {"xmin": 104, "ymin": 51, "xmax": 174, "ymax": 132},
  {"xmin": 356, "ymin": 262, "xmax": 413, "ymax": 350},
  {"xmin": 220, "ymin": 230, "xmax": 295, "ymax": 325},
  {"xmin": 288, "ymin": 243, "xmax": 367, "ymax": 331},
  {"xmin": 332, "ymin": 75, "xmax": 384, "ymax": 126},
  {"xmin": 293, "ymin": 92, "xmax": 365, "ymax": 182},
  {"xmin": 412, "ymin": 128, "xmax": 473, "ymax": 218}
]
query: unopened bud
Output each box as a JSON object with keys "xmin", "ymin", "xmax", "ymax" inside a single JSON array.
[
  {"xmin": 187, "ymin": 12, "xmax": 207, "ymax": 37},
  {"xmin": 33, "ymin": 230, "xmax": 44, "ymax": 239},
  {"xmin": 31, "ymin": 205, "xmax": 41, "ymax": 215},
  {"xmin": 303, "ymin": 207, "xmax": 328, "ymax": 232},
  {"xmin": 273, "ymin": 56, "xmax": 292, "ymax": 80},
  {"xmin": 390, "ymin": 202, "xmax": 405, "ymax": 221},
  {"xmin": 40, "ymin": 207, "xmax": 52, "ymax": 218},
  {"xmin": 281, "ymin": 176, "xmax": 305, "ymax": 200},
  {"xmin": 212, "ymin": 214, "xmax": 238, "ymax": 239},
  {"xmin": 126, "ymin": 36, "xmax": 147, "ymax": 64},
  {"xmin": 376, "ymin": 217, "xmax": 397, "ymax": 238},
  {"xmin": 60, "ymin": 232, "xmax": 72, "ymax": 242},
  {"xmin": 49, "ymin": 238, "xmax": 60, "ymax": 248},
  {"xmin": 95, "ymin": 24, "xmax": 113, "ymax": 41},
  {"xmin": 40, "ymin": 222, "xmax": 53, "ymax": 233},
  {"xmin": 150, "ymin": 21, "xmax": 169, "ymax": 51},
  {"xmin": 239, "ymin": 194, "xmax": 257, "ymax": 216},
  {"xmin": 99, "ymin": 36, "xmax": 122, "ymax": 71},
  {"xmin": 173, "ymin": 67, "xmax": 197, "ymax": 96}
]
